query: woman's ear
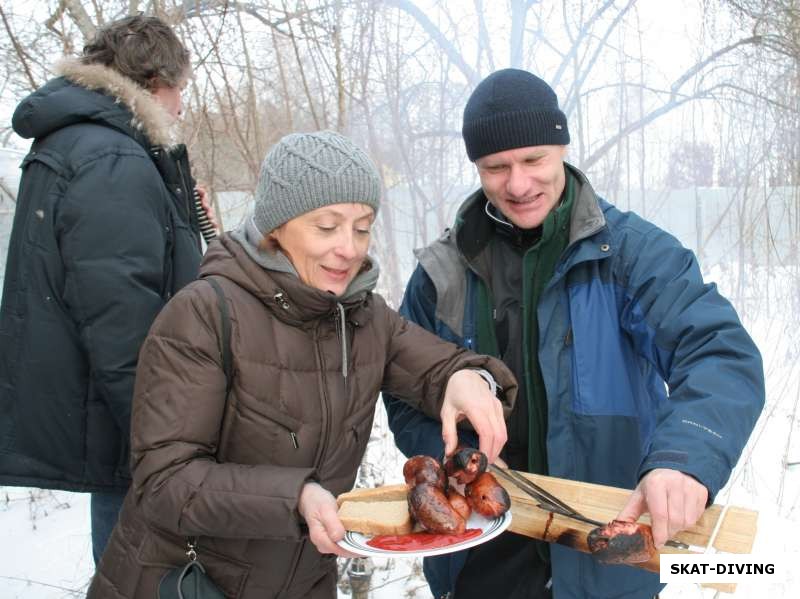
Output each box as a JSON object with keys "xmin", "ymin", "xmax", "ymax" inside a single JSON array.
[
  {"xmin": 357, "ymin": 257, "xmax": 372, "ymax": 275},
  {"xmin": 259, "ymin": 232, "xmax": 281, "ymax": 253}
]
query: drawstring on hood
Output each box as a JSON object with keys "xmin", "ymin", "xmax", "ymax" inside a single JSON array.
[
  {"xmin": 485, "ymin": 200, "xmax": 514, "ymax": 229},
  {"xmin": 336, "ymin": 302, "xmax": 348, "ymax": 381}
]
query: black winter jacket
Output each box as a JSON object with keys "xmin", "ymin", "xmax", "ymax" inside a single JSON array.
[{"xmin": 0, "ymin": 59, "xmax": 203, "ymax": 492}]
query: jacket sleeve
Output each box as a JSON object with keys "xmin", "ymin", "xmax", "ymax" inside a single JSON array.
[
  {"xmin": 58, "ymin": 153, "xmax": 170, "ymax": 440},
  {"xmin": 618, "ymin": 224, "xmax": 765, "ymax": 500},
  {"xmin": 130, "ymin": 284, "xmax": 315, "ymax": 540},
  {"xmin": 380, "ymin": 265, "xmax": 516, "ymax": 456},
  {"xmin": 382, "ymin": 265, "xmax": 463, "ymax": 458}
]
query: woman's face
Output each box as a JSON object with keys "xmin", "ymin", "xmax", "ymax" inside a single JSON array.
[{"xmin": 270, "ymin": 203, "xmax": 375, "ymax": 296}]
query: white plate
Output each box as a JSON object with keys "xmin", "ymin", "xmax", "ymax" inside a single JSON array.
[{"xmin": 337, "ymin": 510, "xmax": 512, "ymax": 558}]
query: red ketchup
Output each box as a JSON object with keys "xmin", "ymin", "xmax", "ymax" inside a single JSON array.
[{"xmin": 367, "ymin": 529, "xmax": 482, "ymax": 551}]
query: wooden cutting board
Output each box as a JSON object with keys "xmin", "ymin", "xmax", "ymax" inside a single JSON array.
[
  {"xmin": 339, "ymin": 472, "xmax": 758, "ymax": 594},
  {"xmin": 493, "ymin": 471, "xmax": 757, "ymax": 594}
]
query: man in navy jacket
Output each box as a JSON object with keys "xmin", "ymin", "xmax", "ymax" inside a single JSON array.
[
  {"xmin": 0, "ymin": 16, "xmax": 204, "ymax": 564},
  {"xmin": 383, "ymin": 69, "xmax": 764, "ymax": 599}
]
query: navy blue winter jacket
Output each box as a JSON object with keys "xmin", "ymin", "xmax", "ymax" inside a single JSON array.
[{"xmin": 0, "ymin": 60, "xmax": 203, "ymax": 493}]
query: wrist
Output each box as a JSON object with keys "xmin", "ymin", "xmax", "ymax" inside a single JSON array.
[{"xmin": 471, "ymin": 368, "xmax": 500, "ymax": 396}]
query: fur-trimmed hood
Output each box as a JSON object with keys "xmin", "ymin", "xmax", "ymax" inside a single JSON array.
[{"xmin": 12, "ymin": 58, "xmax": 174, "ymax": 147}]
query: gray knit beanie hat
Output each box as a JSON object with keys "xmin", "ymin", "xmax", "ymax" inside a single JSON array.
[{"xmin": 253, "ymin": 130, "xmax": 382, "ymax": 235}]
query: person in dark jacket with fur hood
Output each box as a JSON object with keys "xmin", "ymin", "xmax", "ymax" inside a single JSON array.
[
  {"xmin": 88, "ymin": 130, "xmax": 517, "ymax": 599},
  {"xmin": 0, "ymin": 15, "xmax": 207, "ymax": 564}
]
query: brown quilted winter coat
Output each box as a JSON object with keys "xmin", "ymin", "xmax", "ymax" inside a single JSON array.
[{"xmin": 88, "ymin": 235, "xmax": 516, "ymax": 599}]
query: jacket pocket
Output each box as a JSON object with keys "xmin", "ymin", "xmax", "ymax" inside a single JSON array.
[
  {"xmin": 20, "ymin": 153, "xmax": 65, "ymax": 251},
  {"xmin": 243, "ymin": 392, "xmax": 303, "ymax": 434},
  {"xmin": 138, "ymin": 529, "xmax": 251, "ymax": 598},
  {"xmin": 342, "ymin": 399, "xmax": 377, "ymax": 451},
  {"xmin": 568, "ymin": 285, "xmax": 637, "ymax": 417},
  {"xmin": 226, "ymin": 386, "xmax": 307, "ymax": 463}
]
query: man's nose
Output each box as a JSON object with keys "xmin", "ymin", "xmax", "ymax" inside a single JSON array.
[{"xmin": 505, "ymin": 164, "xmax": 529, "ymax": 198}]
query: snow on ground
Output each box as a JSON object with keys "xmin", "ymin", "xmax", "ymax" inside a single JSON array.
[{"xmin": 0, "ymin": 489, "xmax": 92, "ymax": 597}]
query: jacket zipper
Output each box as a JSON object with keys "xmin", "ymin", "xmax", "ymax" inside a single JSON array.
[{"xmin": 174, "ymin": 158, "xmax": 193, "ymax": 220}]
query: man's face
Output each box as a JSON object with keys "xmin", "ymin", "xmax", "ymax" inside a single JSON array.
[
  {"xmin": 475, "ymin": 145, "xmax": 568, "ymax": 230},
  {"xmin": 151, "ymin": 78, "xmax": 187, "ymax": 121}
]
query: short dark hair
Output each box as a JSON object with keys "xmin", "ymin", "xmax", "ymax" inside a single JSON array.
[{"xmin": 81, "ymin": 15, "xmax": 190, "ymax": 90}]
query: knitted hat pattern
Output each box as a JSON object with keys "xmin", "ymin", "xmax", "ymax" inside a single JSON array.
[
  {"xmin": 462, "ymin": 68, "xmax": 570, "ymax": 161},
  {"xmin": 253, "ymin": 130, "xmax": 381, "ymax": 235}
]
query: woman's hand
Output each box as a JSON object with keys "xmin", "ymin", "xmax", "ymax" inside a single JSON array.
[
  {"xmin": 440, "ymin": 369, "xmax": 507, "ymax": 463},
  {"xmin": 298, "ymin": 482, "xmax": 360, "ymax": 557}
]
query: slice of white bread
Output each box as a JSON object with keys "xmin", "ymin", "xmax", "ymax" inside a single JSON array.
[
  {"xmin": 338, "ymin": 499, "xmax": 413, "ymax": 535},
  {"xmin": 336, "ymin": 483, "xmax": 408, "ymax": 507}
]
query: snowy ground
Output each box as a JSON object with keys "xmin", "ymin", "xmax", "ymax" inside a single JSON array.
[{"xmin": 1, "ymin": 264, "xmax": 799, "ymax": 598}]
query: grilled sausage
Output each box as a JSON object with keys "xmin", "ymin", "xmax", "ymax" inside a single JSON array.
[
  {"xmin": 403, "ymin": 455, "xmax": 447, "ymax": 489},
  {"xmin": 465, "ymin": 471, "xmax": 511, "ymax": 518},
  {"xmin": 444, "ymin": 447, "xmax": 488, "ymax": 485},
  {"xmin": 587, "ymin": 520, "xmax": 656, "ymax": 564},
  {"xmin": 447, "ymin": 488, "xmax": 472, "ymax": 522},
  {"xmin": 409, "ymin": 482, "xmax": 466, "ymax": 534}
]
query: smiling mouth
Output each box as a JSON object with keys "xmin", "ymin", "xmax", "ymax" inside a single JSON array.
[
  {"xmin": 507, "ymin": 193, "xmax": 544, "ymax": 205},
  {"xmin": 322, "ymin": 266, "xmax": 350, "ymax": 278}
]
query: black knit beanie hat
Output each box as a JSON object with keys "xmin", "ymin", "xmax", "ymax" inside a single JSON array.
[{"xmin": 462, "ymin": 68, "xmax": 570, "ymax": 162}]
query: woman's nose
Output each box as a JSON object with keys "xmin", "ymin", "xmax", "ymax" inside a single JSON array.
[{"xmin": 335, "ymin": 232, "xmax": 358, "ymax": 260}]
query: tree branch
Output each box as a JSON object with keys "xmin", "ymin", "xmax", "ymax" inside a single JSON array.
[
  {"xmin": 582, "ymin": 88, "xmax": 712, "ymax": 170},
  {"xmin": 0, "ymin": 4, "xmax": 38, "ymax": 90},
  {"xmin": 382, "ymin": 0, "xmax": 478, "ymax": 85},
  {"xmin": 669, "ymin": 35, "xmax": 763, "ymax": 96},
  {"xmin": 63, "ymin": 0, "xmax": 97, "ymax": 40}
]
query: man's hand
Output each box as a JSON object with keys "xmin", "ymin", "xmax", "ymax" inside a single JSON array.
[
  {"xmin": 298, "ymin": 482, "xmax": 359, "ymax": 557},
  {"xmin": 440, "ymin": 369, "xmax": 507, "ymax": 463},
  {"xmin": 616, "ymin": 468, "xmax": 708, "ymax": 548}
]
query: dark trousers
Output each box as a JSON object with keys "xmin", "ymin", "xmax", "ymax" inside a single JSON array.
[
  {"xmin": 454, "ymin": 532, "xmax": 552, "ymax": 599},
  {"xmin": 90, "ymin": 490, "xmax": 127, "ymax": 565}
]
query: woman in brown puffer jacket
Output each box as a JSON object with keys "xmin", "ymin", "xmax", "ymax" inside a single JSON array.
[{"xmin": 88, "ymin": 131, "xmax": 517, "ymax": 599}]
